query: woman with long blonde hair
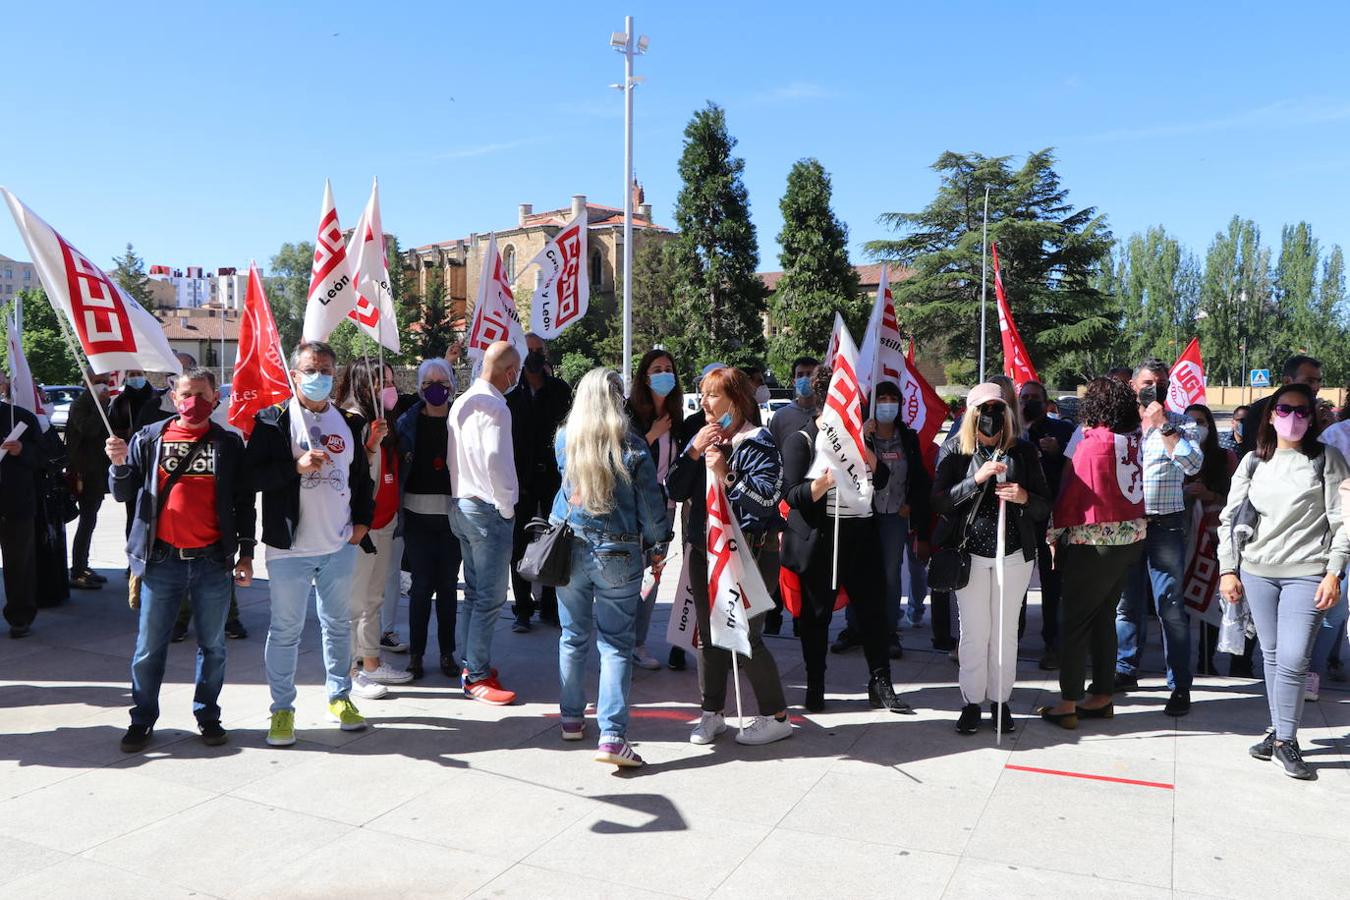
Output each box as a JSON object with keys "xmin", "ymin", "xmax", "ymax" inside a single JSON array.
[{"xmin": 550, "ymin": 369, "xmax": 671, "ymax": 767}]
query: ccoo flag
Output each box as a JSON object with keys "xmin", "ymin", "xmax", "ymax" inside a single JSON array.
[
  {"xmin": 857, "ymin": 264, "xmax": 904, "ymax": 398},
  {"xmin": 345, "ymin": 178, "xmax": 400, "ymax": 352},
  {"xmin": 1166, "ymin": 337, "xmax": 1207, "ymax": 413},
  {"xmin": 527, "ymin": 211, "xmax": 589, "ymax": 339},
  {"xmin": 467, "ymin": 234, "xmax": 527, "ymax": 368},
  {"xmin": 812, "ymin": 319, "xmax": 873, "ymax": 515},
  {"xmin": 992, "ymin": 243, "xmax": 1039, "ymax": 389},
  {"xmin": 2, "ymin": 188, "xmax": 180, "ymax": 376},
  {"xmin": 706, "ymin": 478, "xmax": 777, "ymax": 656},
  {"xmin": 301, "ymin": 180, "xmax": 360, "ymax": 343},
  {"xmin": 229, "ymin": 263, "xmax": 292, "ymax": 439}
]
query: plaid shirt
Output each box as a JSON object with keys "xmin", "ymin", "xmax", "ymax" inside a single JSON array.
[{"xmin": 1141, "ymin": 410, "xmax": 1203, "ymax": 515}]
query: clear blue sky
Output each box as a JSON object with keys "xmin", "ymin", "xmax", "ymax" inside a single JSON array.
[{"xmin": 4, "ymin": 1, "xmax": 1348, "ymax": 276}]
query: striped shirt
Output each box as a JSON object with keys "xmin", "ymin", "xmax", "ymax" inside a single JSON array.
[{"xmin": 1141, "ymin": 411, "xmax": 1203, "ymax": 515}]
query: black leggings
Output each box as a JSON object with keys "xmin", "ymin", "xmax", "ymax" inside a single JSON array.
[{"xmin": 796, "ymin": 516, "xmax": 891, "ymax": 681}]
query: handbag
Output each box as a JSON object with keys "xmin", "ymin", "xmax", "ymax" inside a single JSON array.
[
  {"xmin": 128, "ymin": 429, "xmax": 213, "ymax": 610},
  {"xmin": 515, "ymin": 515, "xmax": 575, "ymax": 588},
  {"xmin": 927, "ymin": 478, "xmax": 991, "ymax": 592}
]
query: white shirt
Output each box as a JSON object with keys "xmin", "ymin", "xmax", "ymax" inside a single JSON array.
[
  {"xmin": 268, "ymin": 403, "xmax": 354, "ymax": 560},
  {"xmin": 1320, "ymin": 420, "xmax": 1350, "ymax": 461},
  {"xmin": 448, "ymin": 378, "xmax": 518, "ymax": 519}
]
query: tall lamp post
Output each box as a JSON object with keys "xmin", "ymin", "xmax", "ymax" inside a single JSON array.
[{"xmin": 610, "ymin": 17, "xmax": 649, "ymax": 392}]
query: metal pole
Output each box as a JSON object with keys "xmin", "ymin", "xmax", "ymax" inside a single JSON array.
[
  {"xmin": 621, "ymin": 15, "xmax": 635, "ymax": 393},
  {"xmin": 979, "ymin": 185, "xmax": 990, "ymax": 383}
]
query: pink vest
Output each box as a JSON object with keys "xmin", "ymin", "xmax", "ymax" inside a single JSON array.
[{"xmin": 1053, "ymin": 426, "xmax": 1145, "ymax": 528}]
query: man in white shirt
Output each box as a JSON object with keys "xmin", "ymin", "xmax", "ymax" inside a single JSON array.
[{"xmin": 449, "ymin": 341, "xmax": 522, "ymax": 705}]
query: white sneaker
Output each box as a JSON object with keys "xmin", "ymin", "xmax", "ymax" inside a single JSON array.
[
  {"xmin": 1306, "ymin": 671, "xmax": 1321, "ymax": 702},
  {"xmin": 689, "ymin": 711, "xmax": 727, "ymax": 745},
  {"xmin": 350, "ymin": 671, "xmax": 388, "ymax": 700},
  {"xmin": 365, "ymin": 662, "xmax": 414, "ymax": 685},
  {"xmin": 735, "ymin": 715, "xmax": 794, "ymax": 746},
  {"xmin": 633, "ymin": 645, "xmax": 661, "ymax": 671}
]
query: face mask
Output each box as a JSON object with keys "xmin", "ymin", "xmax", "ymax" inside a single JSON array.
[
  {"xmin": 175, "ymin": 394, "xmax": 212, "ymax": 425},
  {"xmin": 299, "ymin": 371, "xmax": 332, "ymax": 402},
  {"xmin": 754, "ymin": 384, "xmax": 770, "ymax": 405},
  {"xmin": 125, "ymin": 376, "xmax": 148, "ymax": 390},
  {"xmin": 977, "ymin": 405, "xmax": 1006, "ymax": 438},
  {"xmin": 649, "ymin": 371, "xmax": 676, "ymax": 397},
  {"xmin": 380, "ymin": 386, "xmax": 399, "ymax": 411},
  {"xmin": 1021, "ymin": 399, "xmax": 1044, "ymax": 422},
  {"xmin": 422, "ymin": 382, "xmax": 450, "ymax": 407},
  {"xmin": 875, "ymin": 402, "xmax": 899, "ymax": 424},
  {"xmin": 1232, "ymin": 422, "xmax": 1244, "ymax": 441},
  {"xmin": 794, "ymin": 376, "xmax": 812, "ymax": 398},
  {"xmin": 1192, "ymin": 425, "xmax": 1210, "ymax": 444},
  {"xmin": 1273, "ymin": 411, "xmax": 1310, "ymax": 442},
  {"xmin": 717, "ymin": 411, "xmax": 734, "ymax": 430}
]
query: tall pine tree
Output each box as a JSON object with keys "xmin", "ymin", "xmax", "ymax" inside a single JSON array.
[
  {"xmin": 866, "ymin": 150, "xmax": 1113, "ymax": 386},
  {"xmin": 769, "ymin": 158, "xmax": 861, "ymax": 377},
  {"xmin": 668, "ymin": 103, "xmax": 766, "ymax": 370},
  {"xmin": 112, "ymin": 243, "xmax": 155, "ymax": 310}
]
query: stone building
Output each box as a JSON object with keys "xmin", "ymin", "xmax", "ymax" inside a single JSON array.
[{"xmin": 404, "ymin": 182, "xmax": 672, "ymax": 331}]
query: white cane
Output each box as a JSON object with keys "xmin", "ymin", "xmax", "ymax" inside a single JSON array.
[
  {"xmin": 994, "ymin": 456, "xmax": 1008, "ymax": 746},
  {"xmin": 731, "ymin": 649, "xmax": 746, "ymax": 736}
]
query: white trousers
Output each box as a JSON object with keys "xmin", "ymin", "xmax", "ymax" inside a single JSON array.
[
  {"xmin": 955, "ymin": 553, "xmax": 1035, "ymax": 705},
  {"xmin": 350, "ymin": 520, "xmax": 397, "ymax": 660}
]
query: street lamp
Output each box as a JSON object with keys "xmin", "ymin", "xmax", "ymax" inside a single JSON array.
[{"xmin": 611, "ymin": 17, "xmax": 649, "ymax": 392}]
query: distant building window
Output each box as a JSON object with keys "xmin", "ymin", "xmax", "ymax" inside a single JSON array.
[
  {"xmin": 23, "ymin": 270, "xmax": 31, "ymax": 281},
  {"xmin": 503, "ymin": 245, "xmax": 516, "ymax": 282},
  {"xmin": 590, "ymin": 250, "xmax": 602, "ymax": 288},
  {"xmin": 3, "ymin": 268, "xmax": 10, "ymax": 278}
]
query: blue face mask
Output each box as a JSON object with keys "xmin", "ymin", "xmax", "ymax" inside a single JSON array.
[
  {"xmin": 124, "ymin": 375, "xmax": 148, "ymax": 390},
  {"xmin": 875, "ymin": 402, "xmax": 899, "ymax": 424},
  {"xmin": 649, "ymin": 371, "xmax": 676, "ymax": 397},
  {"xmin": 717, "ymin": 411, "xmax": 733, "ymax": 430},
  {"xmin": 794, "ymin": 376, "xmax": 812, "ymax": 398},
  {"xmin": 299, "ymin": 371, "xmax": 332, "ymax": 402}
]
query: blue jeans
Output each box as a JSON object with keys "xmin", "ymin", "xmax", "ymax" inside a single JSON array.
[
  {"xmin": 846, "ymin": 513, "xmax": 924, "ymax": 635},
  {"xmin": 1311, "ymin": 576, "xmax": 1350, "ymax": 675},
  {"xmin": 556, "ymin": 537, "xmax": 642, "ymax": 738},
  {"xmin": 130, "ymin": 551, "xmax": 234, "ymax": 727},
  {"xmin": 451, "ymin": 499, "xmax": 514, "ymax": 682},
  {"xmin": 264, "ymin": 544, "xmax": 357, "ymax": 713},
  {"xmin": 1116, "ymin": 513, "xmax": 1192, "ymax": 690}
]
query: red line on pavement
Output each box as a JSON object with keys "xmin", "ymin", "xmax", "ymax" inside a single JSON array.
[{"xmin": 1004, "ymin": 763, "xmax": 1174, "ymax": 790}]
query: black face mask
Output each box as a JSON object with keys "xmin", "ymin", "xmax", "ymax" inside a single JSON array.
[
  {"xmin": 524, "ymin": 350, "xmax": 548, "ymax": 375},
  {"xmin": 1021, "ymin": 399, "xmax": 1045, "ymax": 422},
  {"xmin": 977, "ymin": 406, "xmax": 1006, "ymax": 438}
]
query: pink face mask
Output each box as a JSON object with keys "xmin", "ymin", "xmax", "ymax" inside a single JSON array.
[
  {"xmin": 380, "ymin": 386, "xmax": 398, "ymax": 411},
  {"xmin": 1273, "ymin": 410, "xmax": 1310, "ymax": 441}
]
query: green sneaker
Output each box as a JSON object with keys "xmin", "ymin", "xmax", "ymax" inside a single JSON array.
[
  {"xmin": 326, "ymin": 697, "xmax": 367, "ymax": 732},
  {"xmin": 266, "ymin": 709, "xmax": 296, "ymax": 747}
]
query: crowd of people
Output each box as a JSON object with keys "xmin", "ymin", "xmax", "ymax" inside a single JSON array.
[{"xmin": 0, "ymin": 338, "xmax": 1345, "ymax": 780}]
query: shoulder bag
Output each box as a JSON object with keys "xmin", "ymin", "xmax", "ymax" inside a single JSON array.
[{"xmin": 927, "ymin": 473, "xmax": 991, "ymax": 593}]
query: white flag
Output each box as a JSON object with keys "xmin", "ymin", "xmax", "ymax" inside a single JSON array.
[
  {"xmin": 301, "ymin": 179, "xmax": 360, "ymax": 344},
  {"xmin": 467, "ymin": 234, "xmax": 527, "ymax": 367},
  {"xmin": 2, "ymin": 188, "xmax": 180, "ymax": 376},
  {"xmin": 664, "ymin": 548, "xmax": 700, "ymax": 653},
  {"xmin": 812, "ymin": 321, "xmax": 873, "ymax": 516},
  {"xmin": 822, "ymin": 311, "xmax": 845, "ymax": 369},
  {"xmin": 856, "ymin": 266, "xmax": 904, "ymax": 398},
  {"xmin": 345, "ymin": 177, "xmax": 400, "ymax": 352},
  {"xmin": 5, "ymin": 302, "xmax": 47, "ymax": 422},
  {"xmin": 706, "ymin": 479, "xmax": 776, "ymax": 656},
  {"xmin": 527, "ymin": 211, "xmax": 589, "ymax": 339}
]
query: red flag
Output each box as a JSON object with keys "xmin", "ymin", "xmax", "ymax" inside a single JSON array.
[
  {"xmin": 902, "ymin": 339, "xmax": 949, "ymax": 476},
  {"xmin": 1166, "ymin": 337, "xmax": 1207, "ymax": 413},
  {"xmin": 991, "ymin": 243, "xmax": 1038, "ymax": 389},
  {"xmin": 229, "ymin": 263, "xmax": 292, "ymax": 439}
]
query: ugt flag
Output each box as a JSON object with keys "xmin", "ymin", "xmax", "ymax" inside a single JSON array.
[
  {"xmin": 527, "ymin": 211, "xmax": 588, "ymax": 339},
  {"xmin": 857, "ymin": 264, "xmax": 904, "ymax": 398},
  {"xmin": 345, "ymin": 177, "xmax": 400, "ymax": 352},
  {"xmin": 1166, "ymin": 337, "xmax": 1207, "ymax": 413},
  {"xmin": 992, "ymin": 242, "xmax": 1038, "ymax": 389},
  {"xmin": 230, "ymin": 263, "xmax": 292, "ymax": 439},
  {"xmin": 467, "ymin": 234, "xmax": 527, "ymax": 368},
  {"xmin": 812, "ymin": 319, "xmax": 873, "ymax": 516},
  {"xmin": 706, "ymin": 479, "xmax": 776, "ymax": 656},
  {"xmin": 3, "ymin": 189, "xmax": 180, "ymax": 376},
  {"xmin": 901, "ymin": 338, "xmax": 948, "ymax": 476},
  {"xmin": 301, "ymin": 180, "xmax": 360, "ymax": 344}
]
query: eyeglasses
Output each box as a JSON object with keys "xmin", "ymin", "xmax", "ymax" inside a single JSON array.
[{"xmin": 1273, "ymin": 404, "xmax": 1311, "ymax": 419}]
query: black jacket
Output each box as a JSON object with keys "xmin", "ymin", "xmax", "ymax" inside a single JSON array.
[
  {"xmin": 64, "ymin": 389, "xmax": 111, "ymax": 484},
  {"xmin": 507, "ymin": 375, "xmax": 572, "ymax": 500},
  {"xmin": 244, "ymin": 402, "xmax": 374, "ymax": 550},
  {"xmin": 0, "ymin": 401, "xmax": 43, "ymax": 519},
  {"xmin": 779, "ymin": 419, "xmax": 891, "ymax": 573},
  {"xmin": 666, "ymin": 425, "xmax": 784, "ymax": 539},
  {"xmin": 931, "ymin": 438, "xmax": 1051, "ymax": 563},
  {"xmin": 1024, "ymin": 415, "xmax": 1077, "ymax": 497},
  {"xmin": 108, "ymin": 384, "xmax": 160, "ymax": 441},
  {"xmin": 110, "ymin": 418, "xmax": 256, "ymax": 576}
]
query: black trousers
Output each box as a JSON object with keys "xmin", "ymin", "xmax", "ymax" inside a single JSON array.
[
  {"xmin": 796, "ymin": 516, "xmax": 891, "ymax": 681},
  {"xmin": 930, "ymin": 590, "xmax": 955, "ymax": 647},
  {"xmin": 70, "ymin": 485, "xmax": 104, "ymax": 573},
  {"xmin": 510, "ymin": 492, "xmax": 557, "ymax": 623},
  {"xmin": 404, "ymin": 510, "xmax": 461, "ymax": 658},
  {"xmin": 1058, "ymin": 542, "xmax": 1143, "ymax": 701},
  {"xmin": 1, "ymin": 514, "xmax": 38, "ymax": 628}
]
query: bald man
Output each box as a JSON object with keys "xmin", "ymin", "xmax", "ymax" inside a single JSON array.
[{"xmin": 448, "ymin": 341, "xmax": 521, "ymax": 705}]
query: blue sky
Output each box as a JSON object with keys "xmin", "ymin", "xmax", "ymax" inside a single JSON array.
[{"xmin": 3, "ymin": 1, "xmax": 1348, "ymax": 276}]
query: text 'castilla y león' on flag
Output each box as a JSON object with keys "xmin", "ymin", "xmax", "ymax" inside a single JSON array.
[
  {"xmin": 527, "ymin": 211, "xmax": 589, "ymax": 340},
  {"xmin": 705, "ymin": 478, "xmax": 776, "ymax": 657},
  {"xmin": 811, "ymin": 316, "xmax": 873, "ymax": 516}
]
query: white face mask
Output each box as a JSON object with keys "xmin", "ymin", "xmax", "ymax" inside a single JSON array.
[{"xmin": 754, "ymin": 384, "xmax": 770, "ymax": 405}]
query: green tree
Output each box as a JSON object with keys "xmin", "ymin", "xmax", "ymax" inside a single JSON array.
[
  {"xmin": 1, "ymin": 289, "xmax": 80, "ymax": 384},
  {"xmin": 1273, "ymin": 222, "xmax": 1321, "ymax": 362},
  {"xmin": 668, "ymin": 103, "xmax": 767, "ymax": 371},
  {"xmin": 1315, "ymin": 244, "xmax": 1348, "ymax": 383},
  {"xmin": 267, "ymin": 241, "xmax": 315, "ymax": 354},
  {"xmin": 866, "ymin": 149, "xmax": 1114, "ymax": 387},
  {"xmin": 111, "ymin": 243, "xmax": 155, "ymax": 310},
  {"xmin": 1115, "ymin": 227, "xmax": 1202, "ymax": 364},
  {"xmin": 1197, "ymin": 217, "xmax": 1272, "ymax": 386},
  {"xmin": 592, "ymin": 236, "xmax": 681, "ymax": 379},
  {"xmin": 414, "ymin": 269, "xmax": 452, "ymax": 359},
  {"xmin": 769, "ymin": 158, "xmax": 862, "ymax": 378}
]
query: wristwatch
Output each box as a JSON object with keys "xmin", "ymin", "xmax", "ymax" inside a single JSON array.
[
  {"xmin": 723, "ymin": 471, "xmax": 737, "ymax": 488},
  {"xmin": 1159, "ymin": 423, "xmax": 1178, "ymax": 437}
]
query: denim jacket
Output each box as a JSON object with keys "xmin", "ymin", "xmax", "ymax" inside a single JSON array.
[{"xmin": 548, "ymin": 429, "xmax": 672, "ymax": 549}]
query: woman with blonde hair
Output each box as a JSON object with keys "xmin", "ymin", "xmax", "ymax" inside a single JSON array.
[
  {"xmin": 550, "ymin": 369, "xmax": 671, "ymax": 767},
  {"xmin": 932, "ymin": 382, "xmax": 1050, "ymax": 735}
]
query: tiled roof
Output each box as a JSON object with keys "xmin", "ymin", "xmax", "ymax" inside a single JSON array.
[
  {"xmin": 758, "ymin": 262, "xmax": 913, "ymax": 292},
  {"xmin": 156, "ymin": 314, "xmax": 241, "ymax": 340}
]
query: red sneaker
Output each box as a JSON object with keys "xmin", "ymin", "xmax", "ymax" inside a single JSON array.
[{"xmin": 464, "ymin": 676, "xmax": 516, "ymax": 706}]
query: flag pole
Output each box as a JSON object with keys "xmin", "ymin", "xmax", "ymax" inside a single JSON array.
[
  {"xmin": 831, "ymin": 499, "xmax": 841, "ymax": 590},
  {"xmin": 731, "ymin": 649, "xmax": 746, "ymax": 736},
  {"xmin": 978, "ymin": 185, "xmax": 990, "ymax": 383},
  {"xmin": 994, "ymin": 463, "xmax": 1007, "ymax": 747},
  {"xmin": 52, "ymin": 310, "xmax": 114, "ymax": 436}
]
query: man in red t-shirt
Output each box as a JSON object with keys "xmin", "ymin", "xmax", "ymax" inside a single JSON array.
[{"xmin": 107, "ymin": 368, "xmax": 256, "ymax": 754}]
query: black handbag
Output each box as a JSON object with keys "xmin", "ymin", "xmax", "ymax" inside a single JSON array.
[
  {"xmin": 515, "ymin": 516, "xmax": 575, "ymax": 587},
  {"xmin": 927, "ymin": 480, "xmax": 991, "ymax": 592}
]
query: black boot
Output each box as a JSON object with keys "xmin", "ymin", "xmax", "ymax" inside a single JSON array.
[
  {"xmin": 990, "ymin": 701, "xmax": 1016, "ymax": 733},
  {"xmin": 408, "ymin": 655, "xmax": 424, "ymax": 680},
  {"xmin": 868, "ymin": 669, "xmax": 915, "ymax": 714},
  {"xmin": 956, "ymin": 703, "xmax": 981, "ymax": 734},
  {"xmin": 804, "ymin": 674, "xmax": 826, "ymax": 712}
]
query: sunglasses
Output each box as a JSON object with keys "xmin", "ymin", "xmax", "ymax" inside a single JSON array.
[{"xmin": 1273, "ymin": 403, "xmax": 1311, "ymax": 419}]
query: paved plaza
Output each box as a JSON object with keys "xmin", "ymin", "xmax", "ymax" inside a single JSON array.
[{"xmin": 2, "ymin": 511, "xmax": 1348, "ymax": 899}]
